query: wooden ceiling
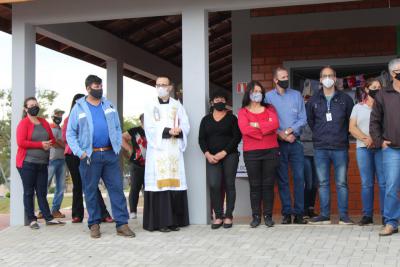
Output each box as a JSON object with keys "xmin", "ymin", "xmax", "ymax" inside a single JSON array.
[{"xmin": 0, "ymin": 4, "xmax": 232, "ymax": 89}]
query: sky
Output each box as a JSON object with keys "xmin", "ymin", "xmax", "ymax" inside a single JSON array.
[{"xmin": 0, "ymin": 31, "xmax": 156, "ymax": 120}]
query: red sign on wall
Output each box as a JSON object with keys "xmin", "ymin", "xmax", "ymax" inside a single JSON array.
[{"xmin": 236, "ymin": 82, "xmax": 247, "ymax": 94}]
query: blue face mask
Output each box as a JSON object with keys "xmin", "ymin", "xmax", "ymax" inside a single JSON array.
[{"xmin": 250, "ymin": 92, "xmax": 263, "ymax": 103}]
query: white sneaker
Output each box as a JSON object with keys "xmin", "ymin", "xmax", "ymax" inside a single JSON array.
[{"xmin": 130, "ymin": 212, "xmax": 137, "ymax": 219}]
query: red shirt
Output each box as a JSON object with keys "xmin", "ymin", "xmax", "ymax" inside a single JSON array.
[
  {"xmin": 16, "ymin": 117, "xmax": 55, "ymax": 168},
  {"xmin": 62, "ymin": 116, "xmax": 73, "ymax": 155},
  {"xmin": 238, "ymin": 105, "xmax": 279, "ymax": 152}
]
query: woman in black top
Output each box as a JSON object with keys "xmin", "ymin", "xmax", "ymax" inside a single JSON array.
[{"xmin": 199, "ymin": 89, "xmax": 242, "ymax": 229}]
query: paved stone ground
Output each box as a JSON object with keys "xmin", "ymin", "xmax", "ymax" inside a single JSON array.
[{"xmin": 1, "ymin": 217, "xmax": 400, "ymax": 267}]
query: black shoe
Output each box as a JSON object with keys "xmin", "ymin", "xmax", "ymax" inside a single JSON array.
[
  {"xmin": 223, "ymin": 223, "xmax": 232, "ymax": 229},
  {"xmin": 281, "ymin": 215, "xmax": 292, "ymax": 224},
  {"xmin": 250, "ymin": 215, "xmax": 261, "ymax": 228},
  {"xmin": 211, "ymin": 222, "xmax": 223, "ymax": 229},
  {"xmin": 293, "ymin": 215, "xmax": 308, "ymax": 224},
  {"xmin": 159, "ymin": 227, "xmax": 171, "ymax": 233},
  {"xmin": 308, "ymin": 215, "xmax": 331, "ymax": 225},
  {"xmin": 264, "ymin": 215, "xmax": 275, "ymax": 227},
  {"xmin": 358, "ymin": 216, "xmax": 373, "ymax": 226},
  {"xmin": 223, "ymin": 218, "xmax": 233, "ymax": 229},
  {"xmin": 307, "ymin": 208, "xmax": 318, "ymax": 218},
  {"xmin": 168, "ymin": 226, "xmax": 180, "ymax": 231}
]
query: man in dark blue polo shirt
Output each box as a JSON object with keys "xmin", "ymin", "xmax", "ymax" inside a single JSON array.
[{"xmin": 306, "ymin": 66, "xmax": 354, "ymax": 225}]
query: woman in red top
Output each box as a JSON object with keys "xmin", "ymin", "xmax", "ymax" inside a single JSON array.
[
  {"xmin": 238, "ymin": 81, "xmax": 280, "ymax": 228},
  {"xmin": 16, "ymin": 97, "xmax": 65, "ymax": 229}
]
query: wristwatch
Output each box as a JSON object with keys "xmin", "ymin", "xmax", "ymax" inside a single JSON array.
[{"xmin": 284, "ymin": 130, "xmax": 289, "ymax": 135}]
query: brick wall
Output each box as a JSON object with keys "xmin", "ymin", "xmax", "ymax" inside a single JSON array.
[
  {"xmin": 251, "ymin": 26, "xmax": 397, "ymax": 215},
  {"xmin": 251, "ymin": 0, "xmax": 400, "ymax": 17}
]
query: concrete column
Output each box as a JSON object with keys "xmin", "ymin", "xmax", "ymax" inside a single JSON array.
[
  {"xmin": 232, "ymin": 10, "xmax": 252, "ymax": 217},
  {"xmin": 105, "ymin": 59, "xmax": 124, "ymax": 216},
  {"xmin": 10, "ymin": 19, "xmax": 36, "ymax": 226},
  {"xmin": 106, "ymin": 59, "xmax": 124, "ymax": 120},
  {"xmin": 182, "ymin": 8, "xmax": 209, "ymax": 224}
]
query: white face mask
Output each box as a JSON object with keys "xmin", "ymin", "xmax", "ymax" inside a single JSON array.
[
  {"xmin": 321, "ymin": 78, "xmax": 335, "ymax": 89},
  {"xmin": 250, "ymin": 92, "xmax": 263, "ymax": 103},
  {"xmin": 157, "ymin": 86, "xmax": 169, "ymax": 98}
]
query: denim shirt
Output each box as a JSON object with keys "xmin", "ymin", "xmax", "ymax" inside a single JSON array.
[
  {"xmin": 66, "ymin": 96, "xmax": 122, "ymax": 158},
  {"xmin": 265, "ymin": 88, "xmax": 307, "ymax": 136}
]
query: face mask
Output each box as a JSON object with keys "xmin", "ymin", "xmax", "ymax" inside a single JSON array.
[
  {"xmin": 213, "ymin": 102, "xmax": 226, "ymax": 111},
  {"xmin": 368, "ymin": 89, "xmax": 379, "ymax": 99},
  {"xmin": 395, "ymin": 72, "xmax": 400, "ymax": 81},
  {"xmin": 27, "ymin": 106, "xmax": 40, "ymax": 116},
  {"xmin": 89, "ymin": 88, "xmax": 103, "ymax": 99},
  {"xmin": 250, "ymin": 92, "xmax": 263, "ymax": 103},
  {"xmin": 157, "ymin": 86, "xmax": 169, "ymax": 98},
  {"xmin": 277, "ymin": 79, "xmax": 289, "ymax": 89},
  {"xmin": 321, "ymin": 78, "xmax": 335, "ymax": 88},
  {"xmin": 53, "ymin": 117, "xmax": 62, "ymax": 125}
]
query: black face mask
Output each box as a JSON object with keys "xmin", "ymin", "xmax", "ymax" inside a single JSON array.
[
  {"xmin": 277, "ymin": 80, "xmax": 289, "ymax": 89},
  {"xmin": 368, "ymin": 89, "xmax": 379, "ymax": 99},
  {"xmin": 53, "ymin": 117, "xmax": 62, "ymax": 125},
  {"xmin": 395, "ymin": 72, "xmax": 400, "ymax": 81},
  {"xmin": 27, "ymin": 106, "xmax": 40, "ymax": 116},
  {"xmin": 213, "ymin": 102, "xmax": 226, "ymax": 111},
  {"xmin": 89, "ymin": 88, "xmax": 103, "ymax": 99}
]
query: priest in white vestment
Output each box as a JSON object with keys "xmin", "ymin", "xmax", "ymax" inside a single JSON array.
[{"xmin": 143, "ymin": 76, "xmax": 190, "ymax": 232}]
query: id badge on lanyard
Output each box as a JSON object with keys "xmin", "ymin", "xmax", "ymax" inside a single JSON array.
[{"xmin": 326, "ymin": 99, "xmax": 332, "ymax": 122}]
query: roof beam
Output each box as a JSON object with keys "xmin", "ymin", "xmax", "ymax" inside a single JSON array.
[{"xmin": 13, "ymin": 0, "xmax": 353, "ymax": 25}]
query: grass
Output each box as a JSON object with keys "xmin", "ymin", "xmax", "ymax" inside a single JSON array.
[{"xmin": 0, "ymin": 196, "xmax": 73, "ymax": 214}]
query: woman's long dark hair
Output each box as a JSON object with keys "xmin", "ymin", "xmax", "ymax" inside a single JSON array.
[
  {"xmin": 241, "ymin": 80, "xmax": 268, "ymax": 108},
  {"xmin": 22, "ymin": 97, "xmax": 38, "ymax": 118},
  {"xmin": 69, "ymin": 93, "xmax": 85, "ymax": 114}
]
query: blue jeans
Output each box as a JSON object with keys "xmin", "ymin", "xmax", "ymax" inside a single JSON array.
[
  {"xmin": 48, "ymin": 159, "xmax": 66, "ymax": 212},
  {"xmin": 356, "ymin": 148, "xmax": 385, "ymax": 218},
  {"xmin": 17, "ymin": 161, "xmax": 53, "ymax": 222},
  {"xmin": 79, "ymin": 150, "xmax": 128, "ymax": 227},
  {"xmin": 277, "ymin": 141, "xmax": 305, "ymax": 216},
  {"xmin": 314, "ymin": 149, "xmax": 349, "ymax": 218},
  {"xmin": 382, "ymin": 147, "xmax": 400, "ymax": 229},
  {"xmin": 304, "ymin": 156, "xmax": 318, "ymax": 210}
]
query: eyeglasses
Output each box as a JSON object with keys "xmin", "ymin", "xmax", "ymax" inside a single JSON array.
[{"xmin": 155, "ymin": 84, "xmax": 170, "ymax": 88}]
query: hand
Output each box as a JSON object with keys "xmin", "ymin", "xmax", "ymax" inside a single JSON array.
[
  {"xmin": 285, "ymin": 128, "xmax": 294, "ymax": 135},
  {"xmin": 205, "ymin": 152, "xmax": 218, "ymax": 164},
  {"xmin": 250, "ymin": 122, "xmax": 259, "ymax": 128},
  {"xmin": 80, "ymin": 152, "xmax": 87, "ymax": 160},
  {"xmin": 286, "ymin": 134, "xmax": 296, "ymax": 143},
  {"xmin": 278, "ymin": 131, "xmax": 287, "ymax": 141},
  {"xmin": 362, "ymin": 137, "xmax": 374, "ymax": 148},
  {"xmin": 382, "ymin": 140, "xmax": 391, "ymax": 149},
  {"xmin": 41, "ymin": 141, "xmax": 52, "ymax": 151},
  {"xmin": 173, "ymin": 127, "xmax": 182, "ymax": 135},
  {"xmin": 214, "ymin": 150, "xmax": 227, "ymax": 161}
]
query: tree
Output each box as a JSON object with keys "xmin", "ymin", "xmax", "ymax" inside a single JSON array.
[{"xmin": 0, "ymin": 88, "xmax": 58, "ymax": 185}]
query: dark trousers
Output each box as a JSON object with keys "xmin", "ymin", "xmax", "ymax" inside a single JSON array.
[
  {"xmin": 206, "ymin": 153, "xmax": 239, "ymax": 219},
  {"xmin": 244, "ymin": 155, "xmax": 279, "ymax": 217},
  {"xmin": 65, "ymin": 154, "xmax": 110, "ymax": 220},
  {"xmin": 128, "ymin": 163, "xmax": 145, "ymax": 213},
  {"xmin": 17, "ymin": 161, "xmax": 54, "ymax": 223},
  {"xmin": 304, "ymin": 156, "xmax": 318, "ymax": 210},
  {"xmin": 79, "ymin": 150, "xmax": 129, "ymax": 227}
]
